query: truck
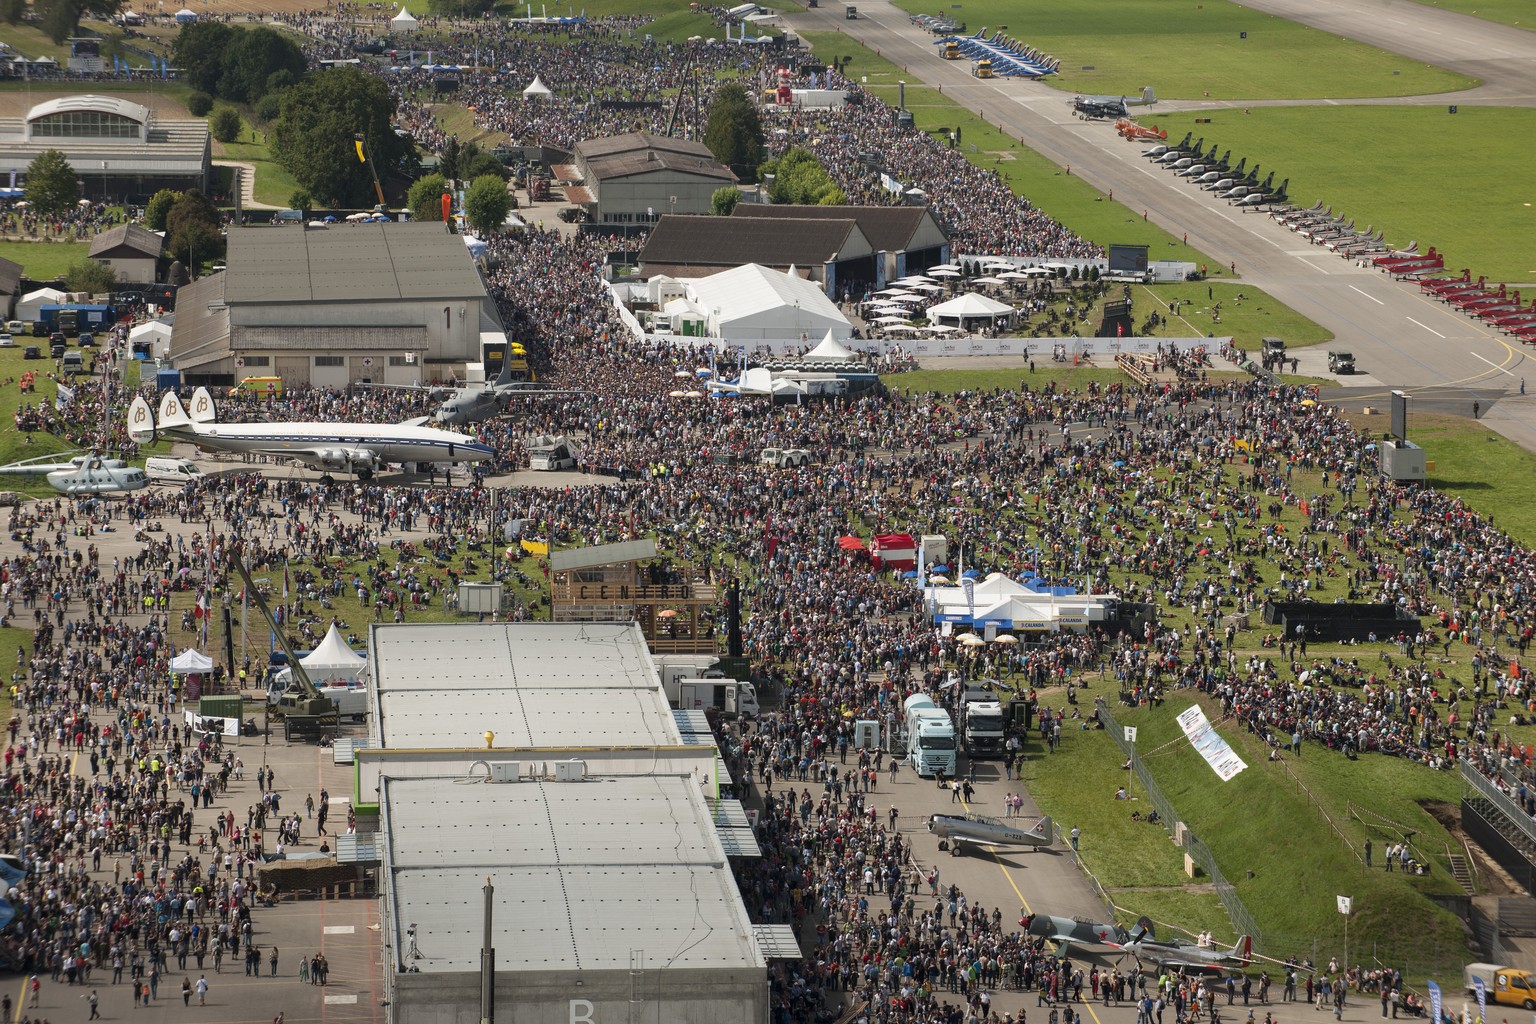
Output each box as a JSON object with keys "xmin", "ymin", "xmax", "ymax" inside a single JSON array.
[
  {"xmin": 845, "ymin": 4, "xmax": 857, "ymax": 17},
  {"xmin": 760, "ymin": 447, "xmax": 811, "ymax": 468},
  {"xmin": 903, "ymin": 694, "xmax": 958, "ymax": 776},
  {"xmin": 528, "ymin": 434, "xmax": 580, "ymax": 471},
  {"xmin": 960, "ymin": 691, "xmax": 1007, "ymax": 758},
  {"xmin": 231, "ymin": 558, "xmax": 339, "ymax": 740},
  {"xmin": 265, "ymin": 668, "xmax": 369, "ymax": 721},
  {"xmin": 1328, "ymin": 350, "xmax": 1356, "ymax": 374},
  {"xmin": 1464, "ymin": 965, "xmax": 1536, "ymax": 1009},
  {"xmin": 672, "ymin": 678, "xmax": 759, "ymax": 718}
]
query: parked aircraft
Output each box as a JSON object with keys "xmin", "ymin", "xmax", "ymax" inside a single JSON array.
[
  {"xmin": 1117, "ymin": 923, "xmax": 1254, "ymax": 973},
  {"xmin": 1022, "ymin": 913, "xmax": 1144, "ymax": 956},
  {"xmin": 367, "ymin": 355, "xmax": 587, "ymax": 426},
  {"xmin": 0, "ymin": 452, "xmax": 128, "ymax": 476},
  {"xmin": 927, "ymin": 812, "xmax": 1053, "ymax": 854},
  {"xmin": 1071, "ymin": 85, "xmax": 1155, "ymax": 120},
  {"xmin": 127, "ymin": 388, "xmax": 494, "ymax": 485},
  {"xmin": 1175, "ymin": 163, "xmax": 1208, "ymax": 178},
  {"xmin": 45, "ymin": 456, "xmax": 147, "ymax": 496}
]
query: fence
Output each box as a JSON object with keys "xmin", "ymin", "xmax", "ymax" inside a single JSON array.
[
  {"xmin": 1096, "ymin": 699, "xmax": 1265, "ymax": 953},
  {"xmin": 1461, "ymin": 761, "xmax": 1536, "ymax": 848}
]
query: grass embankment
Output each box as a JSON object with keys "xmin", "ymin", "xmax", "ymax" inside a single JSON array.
[
  {"xmin": 891, "ymin": 0, "xmax": 1476, "ymax": 99},
  {"xmin": 0, "ymin": 242, "xmax": 90, "ymax": 282},
  {"xmin": 214, "ymin": 137, "xmax": 301, "ymax": 208},
  {"xmin": 1133, "ymin": 108, "xmax": 1536, "ymax": 283}
]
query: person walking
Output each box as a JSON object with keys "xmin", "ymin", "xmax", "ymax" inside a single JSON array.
[
  {"xmin": 85, "ymin": 988, "xmax": 100, "ymax": 1020},
  {"xmin": 182, "ymin": 977, "xmax": 192, "ymax": 1006},
  {"xmin": 270, "ymin": 946, "xmax": 280, "ymax": 977},
  {"xmin": 196, "ymin": 975, "xmax": 209, "ymax": 1006}
]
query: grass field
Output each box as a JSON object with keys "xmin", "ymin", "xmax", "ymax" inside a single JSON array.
[
  {"xmin": 215, "ymin": 137, "xmax": 303, "ymax": 209},
  {"xmin": 800, "ymin": 32, "xmax": 1218, "ymax": 269},
  {"xmin": 1137, "ymin": 282, "xmax": 1334, "ymax": 350},
  {"xmin": 0, "ymin": 241, "xmax": 90, "ymax": 283},
  {"xmin": 892, "ymin": 0, "xmax": 1476, "ymax": 100},
  {"xmin": 1135, "ymin": 107, "xmax": 1536, "ymax": 283}
]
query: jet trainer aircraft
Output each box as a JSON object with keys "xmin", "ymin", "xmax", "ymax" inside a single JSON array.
[
  {"xmin": 927, "ymin": 812, "xmax": 1053, "ymax": 854},
  {"xmin": 1116, "ymin": 919, "xmax": 1254, "ymax": 973}
]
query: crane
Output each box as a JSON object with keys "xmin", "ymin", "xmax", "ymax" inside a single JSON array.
[
  {"xmin": 229, "ymin": 554, "xmax": 339, "ymax": 741},
  {"xmin": 354, "ymin": 133, "xmax": 387, "ymax": 209}
]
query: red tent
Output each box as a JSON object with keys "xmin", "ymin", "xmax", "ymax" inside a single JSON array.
[
  {"xmin": 837, "ymin": 535, "xmax": 867, "ymax": 550},
  {"xmin": 870, "ymin": 533, "xmax": 917, "ymax": 570}
]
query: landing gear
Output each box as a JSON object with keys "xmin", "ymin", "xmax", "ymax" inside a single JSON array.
[
  {"xmin": 358, "ymin": 467, "xmax": 374, "ymax": 482},
  {"xmin": 320, "ymin": 474, "xmax": 335, "ymax": 486}
]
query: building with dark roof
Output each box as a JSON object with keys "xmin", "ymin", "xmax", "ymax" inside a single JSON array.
[
  {"xmin": 732, "ymin": 203, "xmax": 950, "ymax": 281},
  {"xmin": 0, "ymin": 95, "xmax": 210, "ymax": 204},
  {"xmin": 87, "ymin": 223, "xmax": 163, "ymax": 284},
  {"xmin": 639, "ymin": 213, "xmax": 879, "ymax": 297},
  {"xmin": 567, "ymin": 132, "xmax": 736, "ymax": 230},
  {"xmin": 168, "ymin": 222, "xmax": 504, "ymax": 388}
]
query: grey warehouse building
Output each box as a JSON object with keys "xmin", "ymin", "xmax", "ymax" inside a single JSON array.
[
  {"xmin": 169, "ymin": 222, "xmax": 507, "ymax": 387},
  {"xmin": 351, "ymin": 621, "xmax": 775, "ymax": 1024}
]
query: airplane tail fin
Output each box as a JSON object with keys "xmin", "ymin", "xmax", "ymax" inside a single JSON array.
[
  {"xmin": 127, "ymin": 395, "xmax": 157, "ymax": 445},
  {"xmin": 157, "ymin": 390, "xmax": 192, "ymax": 429},
  {"xmin": 1130, "ymin": 915, "xmax": 1155, "ymax": 942},
  {"xmin": 1031, "ymin": 816, "xmax": 1052, "ymax": 841},
  {"xmin": 1140, "ymin": 85, "xmax": 1155, "ymax": 104},
  {"xmin": 1233, "ymin": 935, "xmax": 1253, "ymax": 963},
  {"xmin": 493, "ymin": 349, "xmax": 513, "ymax": 388},
  {"xmin": 188, "ymin": 386, "xmax": 218, "ymax": 424}
]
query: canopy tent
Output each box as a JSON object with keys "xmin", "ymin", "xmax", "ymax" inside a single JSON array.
[
  {"xmin": 804, "ymin": 330, "xmax": 859, "ymax": 363},
  {"xmin": 169, "ymin": 649, "xmax": 214, "ymax": 674},
  {"xmin": 300, "ymin": 623, "xmax": 367, "ymax": 684},
  {"xmin": 522, "ymin": 75, "xmax": 553, "ymax": 101},
  {"xmin": 463, "ymin": 235, "xmax": 489, "ymax": 259},
  {"xmin": 390, "ymin": 6, "xmax": 419, "ymax": 32},
  {"xmin": 922, "ymin": 572, "xmax": 1114, "ymax": 632},
  {"xmin": 129, "ymin": 319, "xmax": 173, "ymax": 359},
  {"xmin": 174, "ymin": 7, "xmax": 197, "ymax": 21},
  {"xmin": 926, "ymin": 292, "xmax": 1014, "ymax": 328},
  {"xmin": 870, "ymin": 533, "xmax": 917, "ymax": 571},
  {"xmin": 16, "ymin": 287, "xmax": 65, "ymax": 321}
]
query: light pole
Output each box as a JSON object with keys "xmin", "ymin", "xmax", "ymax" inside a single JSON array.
[{"xmin": 100, "ymin": 161, "xmax": 108, "ymax": 203}]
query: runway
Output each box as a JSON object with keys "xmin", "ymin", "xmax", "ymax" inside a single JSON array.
[{"xmin": 785, "ymin": 0, "xmax": 1536, "ymax": 452}]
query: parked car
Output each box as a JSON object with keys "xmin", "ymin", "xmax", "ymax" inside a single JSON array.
[
  {"xmin": 23, "ymin": 346, "xmax": 41, "ymax": 360},
  {"xmin": 0, "ymin": 333, "xmax": 12, "ymax": 347}
]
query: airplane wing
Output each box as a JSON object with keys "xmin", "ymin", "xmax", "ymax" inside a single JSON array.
[{"xmin": 249, "ymin": 447, "xmax": 384, "ymax": 472}]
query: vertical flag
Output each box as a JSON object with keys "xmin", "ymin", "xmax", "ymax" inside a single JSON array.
[
  {"xmin": 1427, "ymin": 980, "xmax": 1442, "ymax": 1024},
  {"xmin": 961, "ymin": 575, "xmax": 975, "ymax": 621},
  {"xmin": 1474, "ymin": 977, "xmax": 1486, "ymax": 1023}
]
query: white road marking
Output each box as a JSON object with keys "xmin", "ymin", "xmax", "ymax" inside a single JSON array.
[
  {"xmin": 324, "ymin": 994, "xmax": 359, "ymax": 1004},
  {"xmin": 324, "ymin": 925, "xmax": 356, "ymax": 935},
  {"xmin": 1405, "ymin": 317, "xmax": 1445, "ymax": 338},
  {"xmin": 1470, "ymin": 351, "xmax": 1515, "ymax": 377},
  {"xmin": 1348, "ymin": 285, "xmax": 1385, "ymax": 305}
]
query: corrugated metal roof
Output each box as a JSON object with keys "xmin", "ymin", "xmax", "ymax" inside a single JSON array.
[
  {"xmin": 335, "ymin": 832, "xmax": 379, "ymax": 864},
  {"xmin": 641, "ymin": 215, "xmax": 871, "ymax": 271},
  {"xmin": 222, "ymin": 223, "xmax": 490, "ymax": 305},
  {"xmin": 383, "ymin": 774, "xmax": 761, "ymax": 971},
  {"xmin": 0, "ymin": 119, "xmax": 209, "ymax": 176},
  {"xmin": 733, "ymin": 203, "xmax": 943, "ymax": 253},
  {"xmin": 549, "ymin": 538, "xmax": 657, "ymax": 571},
  {"xmin": 752, "ymin": 924, "xmax": 803, "ymax": 959},
  {"xmin": 88, "ymin": 223, "xmax": 164, "ymax": 259},
  {"xmin": 369, "ymin": 621, "xmax": 676, "ymax": 749}
]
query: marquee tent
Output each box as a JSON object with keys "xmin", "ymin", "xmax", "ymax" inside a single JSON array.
[
  {"xmin": 922, "ymin": 572, "xmax": 1115, "ymax": 632},
  {"xmin": 926, "ymin": 292, "xmax": 1014, "ymax": 329},
  {"xmin": 522, "ymin": 75, "xmax": 553, "ymax": 101},
  {"xmin": 390, "ymin": 6, "xmax": 418, "ymax": 32},
  {"xmin": 804, "ymin": 330, "xmax": 859, "ymax": 363},
  {"xmin": 170, "ymin": 649, "xmax": 214, "ymax": 674},
  {"xmin": 16, "ymin": 287, "xmax": 65, "ymax": 321},
  {"xmin": 174, "ymin": 8, "xmax": 197, "ymax": 22},
  {"xmin": 300, "ymin": 623, "xmax": 367, "ymax": 684}
]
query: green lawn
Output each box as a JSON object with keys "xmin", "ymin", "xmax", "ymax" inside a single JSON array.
[
  {"xmin": 0, "ymin": 241, "xmax": 90, "ymax": 283},
  {"xmin": 800, "ymin": 32, "xmax": 1218, "ymax": 269},
  {"xmin": 1137, "ymin": 282, "xmax": 1333, "ymax": 351},
  {"xmin": 1136, "ymin": 107, "xmax": 1536, "ymax": 283},
  {"xmin": 215, "ymin": 137, "xmax": 302, "ymax": 209},
  {"xmin": 892, "ymin": 0, "xmax": 1476, "ymax": 99}
]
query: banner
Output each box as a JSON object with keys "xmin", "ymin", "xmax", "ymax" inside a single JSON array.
[
  {"xmin": 183, "ymin": 709, "xmax": 239, "ymax": 737},
  {"xmin": 1175, "ymin": 705, "xmax": 1248, "ymax": 781},
  {"xmin": 1474, "ymin": 976, "xmax": 1486, "ymax": 1022},
  {"xmin": 520, "ymin": 538, "xmax": 549, "ymax": 556},
  {"xmin": 1336, "ymin": 895, "xmax": 1352, "ymax": 915},
  {"xmin": 1427, "ymin": 980, "xmax": 1441, "ymax": 1024}
]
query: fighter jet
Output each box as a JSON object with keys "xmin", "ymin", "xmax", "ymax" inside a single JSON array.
[
  {"xmin": 927, "ymin": 812, "xmax": 1054, "ymax": 854},
  {"xmin": 1116, "ymin": 920, "xmax": 1254, "ymax": 973},
  {"xmin": 370, "ymin": 351, "xmax": 587, "ymax": 426},
  {"xmin": 1022, "ymin": 913, "xmax": 1144, "ymax": 957}
]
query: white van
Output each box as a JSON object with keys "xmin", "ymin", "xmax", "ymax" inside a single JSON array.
[{"xmin": 145, "ymin": 457, "xmax": 203, "ymax": 484}]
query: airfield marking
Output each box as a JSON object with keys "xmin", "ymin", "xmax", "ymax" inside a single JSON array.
[
  {"xmin": 1406, "ymin": 317, "xmax": 1446, "ymax": 338},
  {"xmin": 1347, "ymin": 285, "xmax": 1385, "ymax": 305},
  {"xmin": 324, "ymin": 994, "xmax": 360, "ymax": 1004},
  {"xmin": 957, "ymin": 795, "xmax": 1033, "ymax": 916},
  {"xmin": 324, "ymin": 925, "xmax": 357, "ymax": 934},
  {"xmin": 1471, "ymin": 351, "xmax": 1516, "ymax": 377}
]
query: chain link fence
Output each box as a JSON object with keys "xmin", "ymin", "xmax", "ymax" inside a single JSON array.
[{"xmin": 1096, "ymin": 698, "xmax": 1265, "ymax": 953}]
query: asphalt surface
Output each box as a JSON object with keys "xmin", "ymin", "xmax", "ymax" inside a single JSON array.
[{"xmin": 784, "ymin": 0, "xmax": 1536, "ymax": 454}]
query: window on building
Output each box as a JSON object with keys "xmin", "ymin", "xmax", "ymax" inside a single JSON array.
[
  {"xmin": 388, "ymin": 356, "xmax": 409, "ymax": 367},
  {"xmin": 242, "ymin": 356, "xmax": 270, "ymax": 367},
  {"xmin": 314, "ymin": 356, "xmax": 345, "ymax": 367},
  {"xmin": 31, "ymin": 110, "xmax": 140, "ymax": 138}
]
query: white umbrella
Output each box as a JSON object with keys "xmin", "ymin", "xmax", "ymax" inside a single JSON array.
[
  {"xmin": 674, "ymin": 370, "xmax": 692, "ymax": 377},
  {"xmin": 926, "ymin": 324, "xmax": 961, "ymax": 332},
  {"xmin": 684, "ymin": 390, "xmax": 704, "ymax": 398},
  {"xmin": 999, "ymin": 271, "xmax": 1030, "ymax": 281},
  {"xmin": 912, "ymin": 282, "xmax": 944, "ymax": 292},
  {"xmin": 668, "ymin": 390, "xmax": 686, "ymax": 397},
  {"xmin": 883, "ymin": 324, "xmax": 921, "ymax": 333},
  {"xmin": 895, "ymin": 275, "xmax": 935, "ymax": 284},
  {"xmin": 874, "ymin": 288, "xmax": 916, "ymax": 297},
  {"xmin": 929, "ymin": 268, "xmax": 961, "ymax": 278},
  {"xmin": 873, "ymin": 315, "xmax": 912, "ymax": 324},
  {"xmin": 1023, "ymin": 267, "xmax": 1053, "ymax": 277},
  {"xmin": 984, "ymin": 261, "xmax": 1015, "ymax": 270},
  {"xmin": 929, "ymin": 263, "xmax": 962, "ymax": 272},
  {"xmin": 973, "ymin": 276, "xmax": 1006, "ymax": 285}
]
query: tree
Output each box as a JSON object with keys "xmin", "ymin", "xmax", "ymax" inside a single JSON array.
[
  {"xmin": 173, "ymin": 21, "xmax": 235, "ymax": 96},
  {"xmin": 760, "ymin": 148, "xmax": 843, "ymax": 206},
  {"xmin": 462, "ymin": 174, "xmax": 512, "ymax": 236},
  {"xmin": 164, "ymin": 189, "xmax": 224, "ymax": 271},
  {"xmin": 703, "ymin": 83, "xmax": 765, "ymax": 182},
  {"xmin": 288, "ymin": 188, "xmax": 312, "ymax": 212},
  {"xmin": 144, "ymin": 189, "xmax": 181, "ymax": 232},
  {"xmin": 35, "ymin": 0, "xmax": 121, "ymax": 44},
  {"xmin": 187, "ymin": 92, "xmax": 214, "ymax": 117},
  {"xmin": 271, "ymin": 67, "xmax": 406, "ymax": 208},
  {"xmin": 209, "ymin": 107, "xmax": 243, "ymax": 144},
  {"xmin": 219, "ymin": 27, "xmax": 305, "ymax": 104},
  {"xmin": 25, "ymin": 150, "xmax": 78, "ymax": 217},
  {"xmin": 407, "ymin": 173, "xmax": 449, "ymax": 222},
  {"xmin": 711, "ymin": 186, "xmax": 740, "ymax": 217},
  {"xmin": 0, "ymin": 0, "xmax": 24, "ymax": 25},
  {"xmin": 65, "ymin": 259, "xmax": 118, "ymax": 294}
]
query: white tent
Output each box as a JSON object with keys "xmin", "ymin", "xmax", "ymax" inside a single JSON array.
[
  {"xmin": 300, "ymin": 623, "xmax": 367, "ymax": 684},
  {"xmin": 173, "ymin": 7, "xmax": 197, "ymax": 22},
  {"xmin": 463, "ymin": 235, "xmax": 488, "ymax": 259},
  {"xmin": 170, "ymin": 649, "xmax": 214, "ymax": 674},
  {"xmin": 390, "ymin": 6, "xmax": 418, "ymax": 32},
  {"xmin": 681, "ymin": 263, "xmax": 852, "ymax": 347},
  {"xmin": 805, "ymin": 330, "xmax": 858, "ymax": 362},
  {"xmin": 522, "ymin": 75, "xmax": 553, "ymax": 101},
  {"xmin": 130, "ymin": 319, "xmax": 173, "ymax": 359},
  {"xmin": 16, "ymin": 287, "xmax": 65, "ymax": 321},
  {"xmin": 926, "ymin": 291, "xmax": 1014, "ymax": 328}
]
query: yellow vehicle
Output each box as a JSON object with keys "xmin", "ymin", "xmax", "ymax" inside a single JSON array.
[
  {"xmin": 1465, "ymin": 965, "xmax": 1536, "ymax": 1009},
  {"xmin": 973, "ymin": 58, "xmax": 993, "ymax": 78},
  {"xmin": 228, "ymin": 375, "xmax": 284, "ymax": 398},
  {"xmin": 942, "ymin": 40, "xmax": 960, "ymax": 59}
]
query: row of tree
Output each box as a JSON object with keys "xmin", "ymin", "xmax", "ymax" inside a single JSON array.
[{"xmin": 173, "ymin": 22, "xmax": 305, "ymax": 105}]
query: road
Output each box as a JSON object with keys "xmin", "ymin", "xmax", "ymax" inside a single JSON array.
[{"xmin": 786, "ymin": 0, "xmax": 1536, "ymax": 453}]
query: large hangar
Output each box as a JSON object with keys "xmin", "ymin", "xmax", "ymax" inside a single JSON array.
[{"xmin": 354, "ymin": 621, "xmax": 772, "ymax": 1024}]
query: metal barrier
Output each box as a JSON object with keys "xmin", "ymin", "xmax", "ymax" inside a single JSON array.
[
  {"xmin": 1096, "ymin": 699, "xmax": 1265, "ymax": 952},
  {"xmin": 1461, "ymin": 762, "xmax": 1536, "ymax": 848}
]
